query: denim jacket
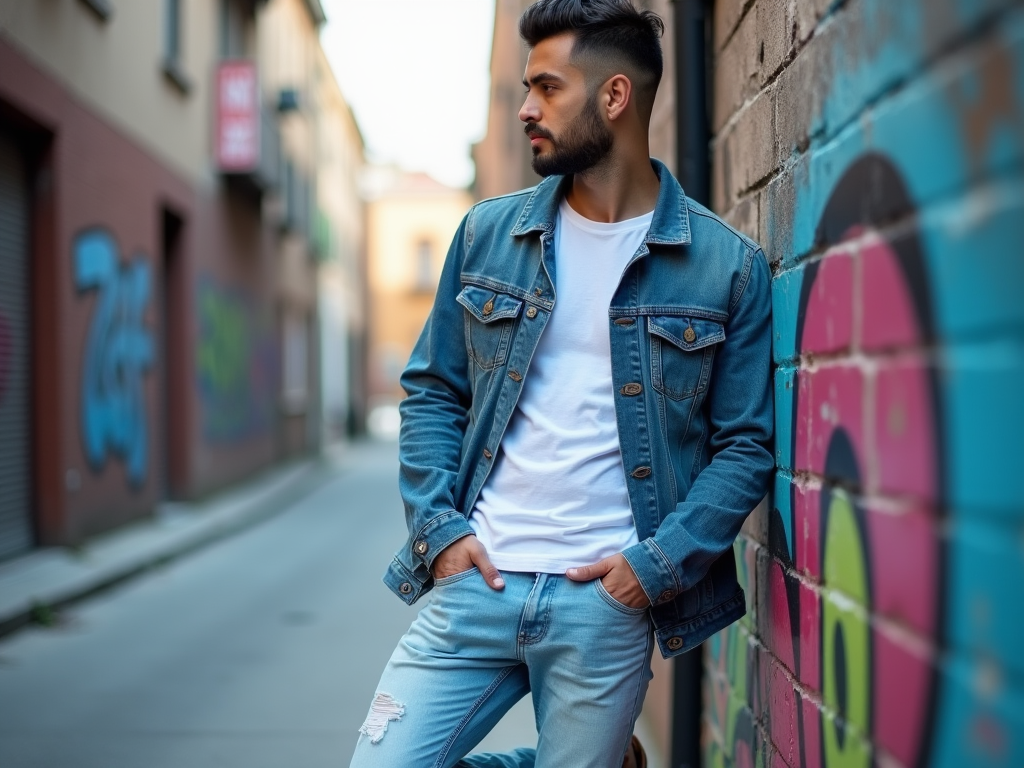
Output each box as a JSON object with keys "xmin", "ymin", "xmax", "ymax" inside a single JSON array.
[{"xmin": 383, "ymin": 159, "xmax": 774, "ymax": 658}]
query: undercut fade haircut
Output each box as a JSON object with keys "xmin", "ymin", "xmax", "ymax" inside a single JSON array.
[{"xmin": 519, "ymin": 0, "xmax": 665, "ymax": 118}]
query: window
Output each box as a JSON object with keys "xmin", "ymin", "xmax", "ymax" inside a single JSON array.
[
  {"xmin": 162, "ymin": 0, "xmax": 191, "ymax": 93},
  {"xmin": 414, "ymin": 239, "xmax": 434, "ymax": 293},
  {"xmin": 219, "ymin": 0, "xmax": 247, "ymax": 58}
]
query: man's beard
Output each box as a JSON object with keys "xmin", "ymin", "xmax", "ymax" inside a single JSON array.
[{"xmin": 527, "ymin": 96, "xmax": 613, "ymax": 177}]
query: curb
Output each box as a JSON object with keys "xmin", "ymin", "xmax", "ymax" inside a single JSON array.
[{"xmin": 0, "ymin": 453, "xmax": 338, "ymax": 639}]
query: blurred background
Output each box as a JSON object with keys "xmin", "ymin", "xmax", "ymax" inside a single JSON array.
[{"xmin": 0, "ymin": 0, "xmax": 1022, "ymax": 767}]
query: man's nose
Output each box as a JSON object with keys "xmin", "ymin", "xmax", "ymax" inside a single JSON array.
[{"xmin": 519, "ymin": 94, "xmax": 538, "ymax": 124}]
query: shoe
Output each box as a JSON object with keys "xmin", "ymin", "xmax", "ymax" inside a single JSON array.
[{"xmin": 622, "ymin": 735, "xmax": 647, "ymax": 768}]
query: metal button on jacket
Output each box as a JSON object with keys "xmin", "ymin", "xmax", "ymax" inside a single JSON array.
[
  {"xmin": 614, "ymin": 317, "xmax": 635, "ymax": 326},
  {"xmin": 482, "ymin": 299, "xmax": 494, "ymax": 316},
  {"xmin": 666, "ymin": 636, "xmax": 684, "ymax": 651},
  {"xmin": 508, "ymin": 370, "xmax": 522, "ymax": 382},
  {"xmin": 526, "ymin": 306, "xmax": 538, "ymax": 319},
  {"xmin": 620, "ymin": 382, "xmax": 643, "ymax": 396},
  {"xmin": 399, "ymin": 582, "xmax": 413, "ymax": 595},
  {"xmin": 683, "ymin": 327, "xmax": 697, "ymax": 343},
  {"xmin": 414, "ymin": 541, "xmax": 429, "ymax": 555},
  {"xmin": 483, "ymin": 448, "xmax": 493, "ymax": 459},
  {"xmin": 658, "ymin": 590, "xmax": 674, "ymax": 603},
  {"xmin": 631, "ymin": 466, "xmax": 652, "ymax": 479}
]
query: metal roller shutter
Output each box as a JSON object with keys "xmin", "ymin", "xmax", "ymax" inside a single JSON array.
[{"xmin": 0, "ymin": 132, "xmax": 33, "ymax": 559}]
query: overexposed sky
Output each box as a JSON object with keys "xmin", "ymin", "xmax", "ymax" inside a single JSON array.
[{"xmin": 320, "ymin": 0, "xmax": 496, "ymax": 189}]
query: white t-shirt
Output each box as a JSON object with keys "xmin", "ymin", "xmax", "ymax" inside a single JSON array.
[{"xmin": 469, "ymin": 199, "xmax": 654, "ymax": 572}]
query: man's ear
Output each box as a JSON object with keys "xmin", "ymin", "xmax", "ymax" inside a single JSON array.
[{"xmin": 604, "ymin": 74, "xmax": 633, "ymax": 122}]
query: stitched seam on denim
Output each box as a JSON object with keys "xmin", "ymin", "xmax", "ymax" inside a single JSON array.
[
  {"xmin": 662, "ymin": 591, "xmax": 745, "ymax": 636},
  {"xmin": 596, "ymin": 580, "xmax": 648, "ymax": 615},
  {"xmin": 728, "ymin": 245, "xmax": 756, "ymax": 315},
  {"xmin": 434, "ymin": 665, "xmax": 519, "ymax": 768},
  {"xmin": 516, "ymin": 574, "xmax": 542, "ymax": 662},
  {"xmin": 460, "ymin": 275, "xmax": 553, "ymax": 310},
  {"xmin": 415, "ymin": 510, "xmax": 464, "ymax": 541},
  {"xmin": 433, "ymin": 566, "xmax": 479, "ymax": 587},
  {"xmin": 649, "ymin": 321, "xmax": 725, "ymax": 352},
  {"xmin": 680, "ymin": 350, "xmax": 709, "ymax": 436},
  {"xmin": 619, "ymin": 306, "xmax": 729, "ymax": 322},
  {"xmin": 523, "ymin": 576, "xmax": 555, "ymax": 645},
  {"xmin": 624, "ymin": 629, "xmax": 653, "ymax": 758},
  {"xmin": 685, "ymin": 202, "xmax": 757, "ymax": 251},
  {"xmin": 649, "ymin": 539, "xmax": 681, "ymax": 594},
  {"xmin": 690, "ymin": 424, "xmax": 708, "ymax": 480}
]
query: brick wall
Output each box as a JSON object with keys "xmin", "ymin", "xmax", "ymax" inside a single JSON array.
[{"xmin": 705, "ymin": 1, "xmax": 1024, "ymax": 767}]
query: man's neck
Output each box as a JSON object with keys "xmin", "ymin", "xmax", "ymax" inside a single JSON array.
[{"xmin": 563, "ymin": 145, "xmax": 660, "ymax": 223}]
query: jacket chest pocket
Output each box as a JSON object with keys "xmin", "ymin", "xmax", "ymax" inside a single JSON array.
[
  {"xmin": 457, "ymin": 285, "xmax": 523, "ymax": 371},
  {"xmin": 648, "ymin": 315, "xmax": 726, "ymax": 400}
]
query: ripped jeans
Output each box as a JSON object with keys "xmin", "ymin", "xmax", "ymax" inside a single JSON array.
[{"xmin": 348, "ymin": 569, "xmax": 653, "ymax": 768}]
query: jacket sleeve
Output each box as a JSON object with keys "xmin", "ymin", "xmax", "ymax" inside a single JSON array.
[
  {"xmin": 622, "ymin": 247, "xmax": 775, "ymax": 602},
  {"xmin": 396, "ymin": 213, "xmax": 477, "ymax": 576}
]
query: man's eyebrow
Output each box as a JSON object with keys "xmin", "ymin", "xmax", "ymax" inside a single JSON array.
[{"xmin": 522, "ymin": 72, "xmax": 566, "ymax": 87}]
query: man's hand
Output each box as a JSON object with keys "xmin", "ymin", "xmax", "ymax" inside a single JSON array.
[
  {"xmin": 431, "ymin": 535, "xmax": 505, "ymax": 590},
  {"xmin": 566, "ymin": 553, "xmax": 651, "ymax": 609}
]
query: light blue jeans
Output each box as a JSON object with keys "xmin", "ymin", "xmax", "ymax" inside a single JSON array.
[{"xmin": 349, "ymin": 568, "xmax": 654, "ymax": 768}]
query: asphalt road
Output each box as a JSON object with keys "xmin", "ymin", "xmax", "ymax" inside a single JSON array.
[{"xmin": 0, "ymin": 440, "xmax": 537, "ymax": 768}]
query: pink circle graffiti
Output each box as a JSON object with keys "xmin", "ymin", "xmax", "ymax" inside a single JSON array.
[{"xmin": 787, "ymin": 158, "xmax": 941, "ymax": 767}]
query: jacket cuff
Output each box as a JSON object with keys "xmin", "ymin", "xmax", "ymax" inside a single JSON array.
[
  {"xmin": 412, "ymin": 511, "xmax": 476, "ymax": 571},
  {"xmin": 622, "ymin": 538, "xmax": 681, "ymax": 607}
]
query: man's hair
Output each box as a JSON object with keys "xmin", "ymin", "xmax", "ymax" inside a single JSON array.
[{"xmin": 519, "ymin": 0, "xmax": 664, "ymax": 119}]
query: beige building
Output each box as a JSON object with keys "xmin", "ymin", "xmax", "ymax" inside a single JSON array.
[{"xmin": 364, "ymin": 169, "xmax": 473, "ymax": 407}]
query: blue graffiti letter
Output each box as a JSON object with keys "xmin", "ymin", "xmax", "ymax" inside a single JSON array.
[{"xmin": 74, "ymin": 230, "xmax": 154, "ymax": 486}]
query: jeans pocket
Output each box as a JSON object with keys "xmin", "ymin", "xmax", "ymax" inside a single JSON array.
[
  {"xmin": 433, "ymin": 566, "xmax": 480, "ymax": 587},
  {"xmin": 595, "ymin": 579, "xmax": 649, "ymax": 616}
]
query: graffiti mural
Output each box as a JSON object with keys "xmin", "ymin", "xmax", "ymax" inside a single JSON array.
[
  {"xmin": 74, "ymin": 229, "xmax": 154, "ymax": 487},
  {"xmin": 195, "ymin": 277, "xmax": 276, "ymax": 442},
  {"xmin": 708, "ymin": 157, "xmax": 941, "ymax": 768},
  {"xmin": 705, "ymin": 1, "xmax": 1024, "ymax": 765}
]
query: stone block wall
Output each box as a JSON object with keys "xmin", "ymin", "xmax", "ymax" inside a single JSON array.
[{"xmin": 704, "ymin": 1, "xmax": 1024, "ymax": 766}]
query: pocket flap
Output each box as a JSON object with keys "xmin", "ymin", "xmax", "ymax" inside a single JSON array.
[
  {"xmin": 647, "ymin": 315, "xmax": 725, "ymax": 351},
  {"xmin": 457, "ymin": 285, "xmax": 523, "ymax": 323}
]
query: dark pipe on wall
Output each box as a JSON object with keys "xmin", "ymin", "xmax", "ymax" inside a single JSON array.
[{"xmin": 670, "ymin": 1, "xmax": 712, "ymax": 767}]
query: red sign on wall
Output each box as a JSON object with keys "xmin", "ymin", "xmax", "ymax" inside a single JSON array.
[{"xmin": 215, "ymin": 61, "xmax": 259, "ymax": 172}]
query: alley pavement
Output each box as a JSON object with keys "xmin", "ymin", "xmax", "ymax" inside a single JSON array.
[{"xmin": 0, "ymin": 440, "xmax": 537, "ymax": 768}]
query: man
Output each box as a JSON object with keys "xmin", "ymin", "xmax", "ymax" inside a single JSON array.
[{"xmin": 350, "ymin": 1, "xmax": 773, "ymax": 766}]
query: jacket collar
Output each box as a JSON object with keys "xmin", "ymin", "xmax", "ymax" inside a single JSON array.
[{"xmin": 509, "ymin": 157, "xmax": 692, "ymax": 246}]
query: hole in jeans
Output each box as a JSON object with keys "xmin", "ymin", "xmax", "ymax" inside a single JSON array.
[{"xmin": 359, "ymin": 692, "xmax": 405, "ymax": 744}]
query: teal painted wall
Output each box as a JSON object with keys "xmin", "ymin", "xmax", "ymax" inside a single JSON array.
[{"xmin": 704, "ymin": 1, "xmax": 1024, "ymax": 766}]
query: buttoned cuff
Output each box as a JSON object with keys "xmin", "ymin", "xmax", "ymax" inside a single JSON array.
[
  {"xmin": 622, "ymin": 538, "xmax": 681, "ymax": 607},
  {"xmin": 412, "ymin": 510, "xmax": 475, "ymax": 571}
]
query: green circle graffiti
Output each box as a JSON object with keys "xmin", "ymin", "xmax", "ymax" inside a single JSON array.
[{"xmin": 821, "ymin": 486, "xmax": 871, "ymax": 768}]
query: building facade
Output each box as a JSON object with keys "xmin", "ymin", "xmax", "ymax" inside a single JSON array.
[
  {"xmin": 0, "ymin": 0, "xmax": 364, "ymax": 558},
  {"xmin": 364, "ymin": 168, "xmax": 473, "ymax": 408}
]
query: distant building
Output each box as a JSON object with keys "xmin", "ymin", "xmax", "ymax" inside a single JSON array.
[
  {"xmin": 364, "ymin": 169, "xmax": 473, "ymax": 408},
  {"xmin": 0, "ymin": 0, "xmax": 365, "ymax": 556}
]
